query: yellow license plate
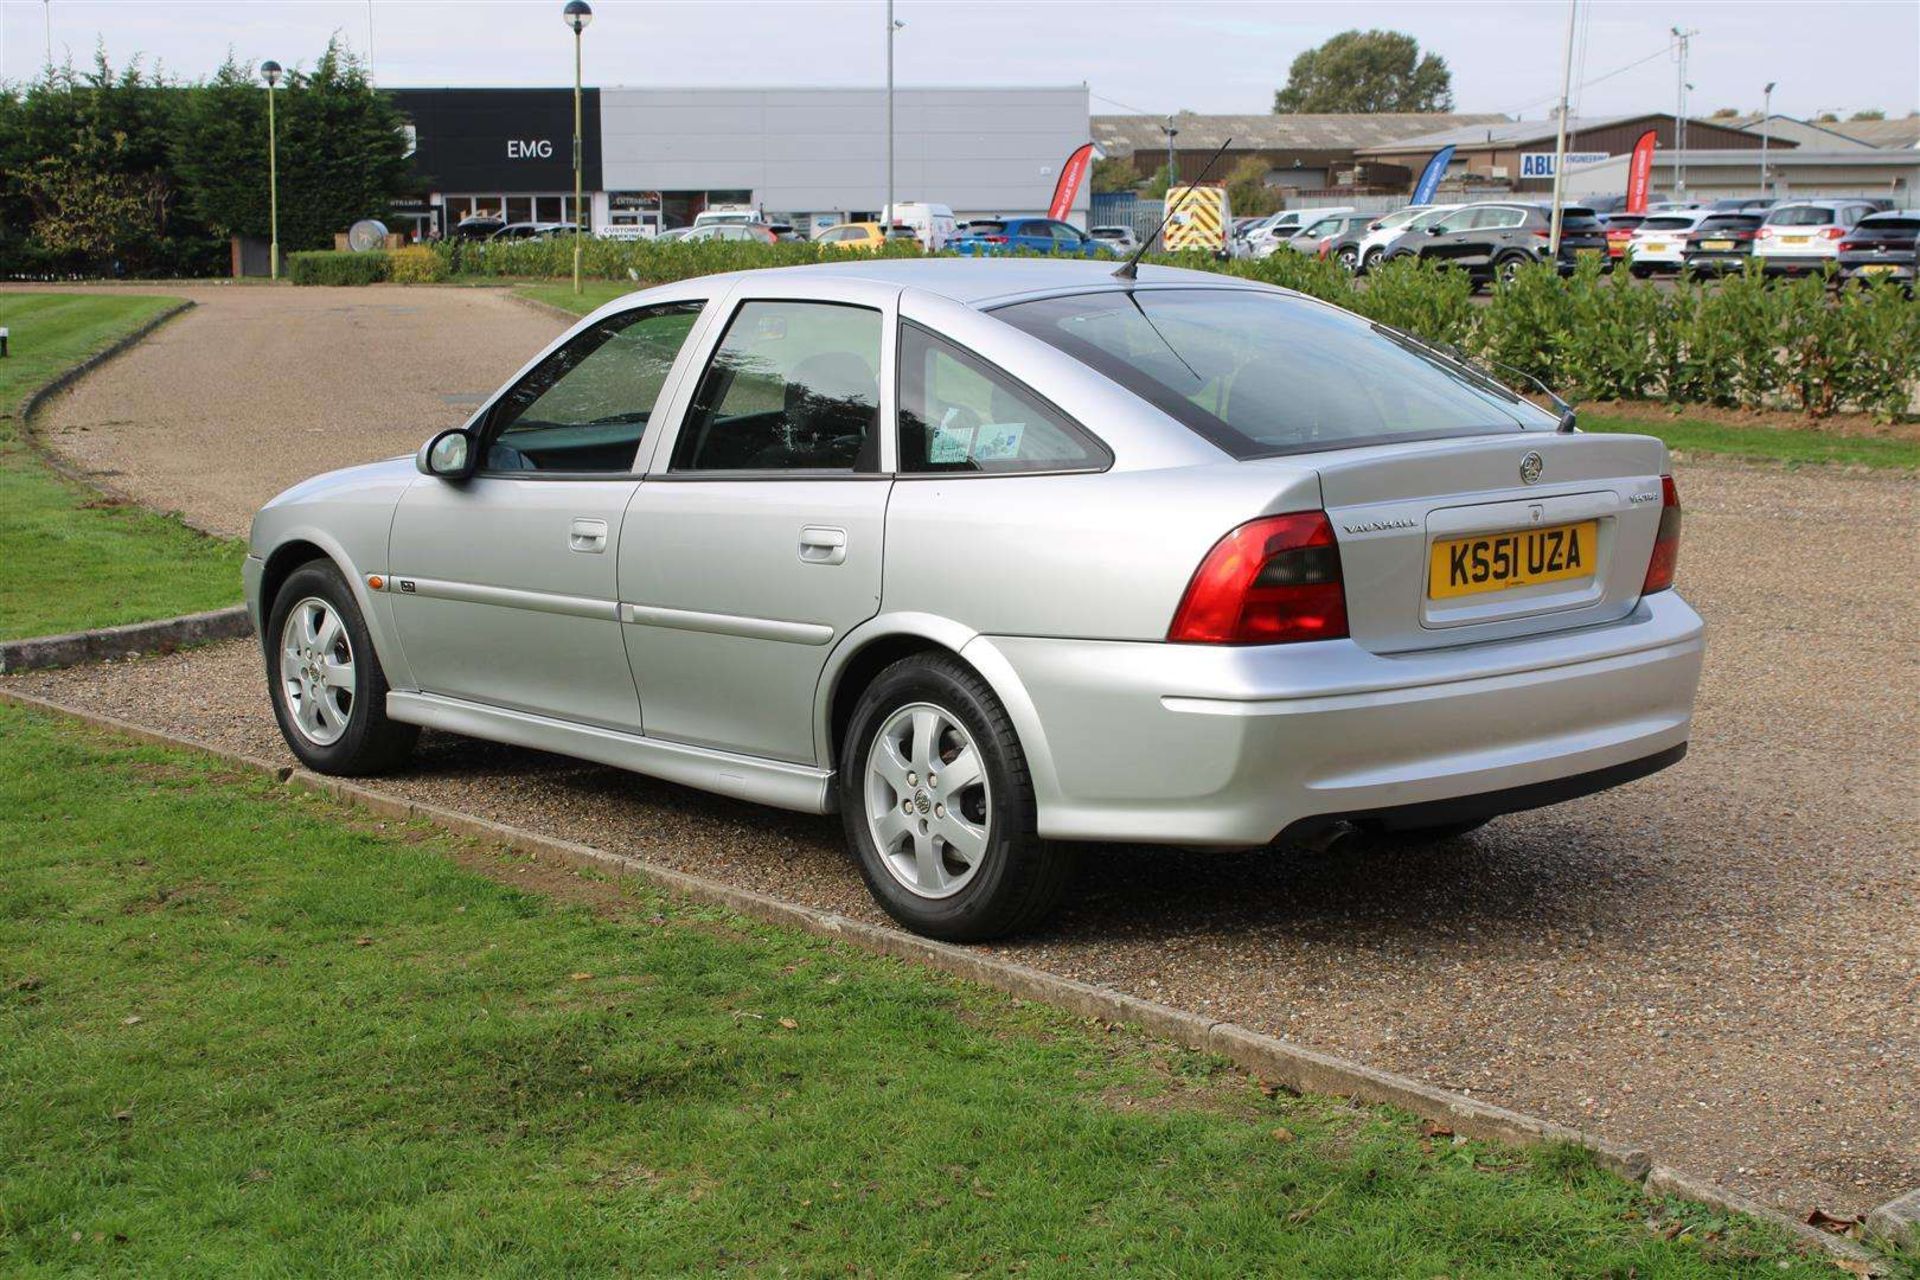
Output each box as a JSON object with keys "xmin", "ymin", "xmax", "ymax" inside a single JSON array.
[
  {"xmin": 1783, "ymin": 235, "xmax": 1810, "ymax": 246},
  {"xmin": 1702, "ymin": 239, "xmax": 1734, "ymax": 250},
  {"xmin": 1429, "ymin": 521, "xmax": 1598, "ymax": 600},
  {"xmin": 1860, "ymin": 263, "xmax": 1896, "ymax": 275},
  {"xmin": 1576, "ymin": 247, "xmax": 1602, "ymax": 258},
  {"xmin": 1643, "ymin": 241, "xmax": 1668, "ymax": 252}
]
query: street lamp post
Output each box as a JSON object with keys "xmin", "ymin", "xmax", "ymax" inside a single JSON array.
[
  {"xmin": 1670, "ymin": 27, "xmax": 1697, "ymax": 197},
  {"xmin": 885, "ymin": 3, "xmax": 905, "ymax": 227},
  {"xmin": 563, "ymin": 1, "xmax": 592, "ymax": 295},
  {"xmin": 1547, "ymin": 0, "xmax": 1578, "ymax": 257},
  {"xmin": 262, "ymin": 60, "xmax": 282, "ymax": 281},
  {"xmin": 1760, "ymin": 82, "xmax": 1776, "ymax": 197}
]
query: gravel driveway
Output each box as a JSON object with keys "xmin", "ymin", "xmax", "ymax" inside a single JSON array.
[{"xmin": 7, "ymin": 285, "xmax": 1916, "ymax": 1221}]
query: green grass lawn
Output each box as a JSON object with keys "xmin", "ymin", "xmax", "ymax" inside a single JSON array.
[
  {"xmin": 0, "ymin": 293, "xmax": 243, "ymax": 641},
  {"xmin": 1584, "ymin": 411, "xmax": 1920, "ymax": 470},
  {"xmin": 516, "ymin": 281, "xmax": 638, "ymax": 316},
  {"xmin": 0, "ymin": 704, "xmax": 1852, "ymax": 1278}
]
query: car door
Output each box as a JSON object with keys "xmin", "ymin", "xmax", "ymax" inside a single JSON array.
[
  {"xmin": 619, "ymin": 278, "xmax": 896, "ymax": 764},
  {"xmin": 1013, "ymin": 221, "xmax": 1052, "ymax": 253},
  {"xmin": 1417, "ymin": 208, "xmax": 1477, "ymax": 265},
  {"xmin": 387, "ymin": 296, "xmax": 714, "ymax": 731}
]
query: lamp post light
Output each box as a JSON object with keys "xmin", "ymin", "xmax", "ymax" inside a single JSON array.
[
  {"xmin": 261, "ymin": 60, "xmax": 282, "ymax": 281},
  {"xmin": 1760, "ymin": 81, "xmax": 1776, "ymax": 198},
  {"xmin": 562, "ymin": 0, "xmax": 593, "ymax": 295}
]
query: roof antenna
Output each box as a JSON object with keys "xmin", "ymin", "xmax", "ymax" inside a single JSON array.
[{"xmin": 1114, "ymin": 135, "xmax": 1234, "ymax": 282}]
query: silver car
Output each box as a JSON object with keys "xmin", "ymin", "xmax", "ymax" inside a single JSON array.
[{"xmin": 245, "ymin": 260, "xmax": 1702, "ymax": 940}]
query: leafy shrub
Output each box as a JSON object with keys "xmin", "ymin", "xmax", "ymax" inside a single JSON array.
[
  {"xmin": 1349, "ymin": 256, "xmax": 1475, "ymax": 351},
  {"xmin": 287, "ymin": 250, "xmax": 389, "ymax": 286},
  {"xmin": 1475, "ymin": 260, "xmax": 1572, "ymax": 385},
  {"xmin": 387, "ymin": 247, "xmax": 449, "ymax": 284},
  {"xmin": 434, "ymin": 235, "xmax": 923, "ymax": 284}
]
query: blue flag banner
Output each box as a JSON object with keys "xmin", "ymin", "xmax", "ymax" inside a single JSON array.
[{"xmin": 1410, "ymin": 145, "xmax": 1455, "ymax": 206}]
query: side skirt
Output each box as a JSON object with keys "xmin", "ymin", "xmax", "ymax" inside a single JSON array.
[{"xmin": 386, "ymin": 691, "xmax": 835, "ymax": 815}]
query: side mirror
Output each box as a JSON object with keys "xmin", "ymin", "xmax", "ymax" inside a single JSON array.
[{"xmin": 417, "ymin": 428, "xmax": 475, "ymax": 480}]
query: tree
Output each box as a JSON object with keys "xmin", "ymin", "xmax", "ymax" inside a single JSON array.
[
  {"xmin": 1091, "ymin": 154, "xmax": 1137, "ymax": 194},
  {"xmin": 1273, "ymin": 30, "xmax": 1453, "ymax": 114},
  {"xmin": 1849, "ymin": 108, "xmax": 1886, "ymax": 121},
  {"xmin": 1225, "ymin": 157, "xmax": 1281, "ymax": 218}
]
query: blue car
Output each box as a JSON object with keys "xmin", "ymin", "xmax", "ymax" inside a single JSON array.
[{"xmin": 950, "ymin": 217, "xmax": 1116, "ymax": 258}]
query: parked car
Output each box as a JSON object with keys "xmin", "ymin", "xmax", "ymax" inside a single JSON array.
[
  {"xmin": 765, "ymin": 222, "xmax": 805, "ymax": 243},
  {"xmin": 1248, "ymin": 208, "xmax": 1354, "ymax": 259},
  {"xmin": 814, "ymin": 222, "xmax": 916, "ymax": 252},
  {"xmin": 1390, "ymin": 202, "xmax": 1609, "ymax": 287},
  {"xmin": 1601, "ymin": 212, "xmax": 1645, "ymax": 262},
  {"xmin": 949, "ymin": 218, "xmax": 1113, "ymax": 257},
  {"xmin": 1626, "ymin": 210, "xmax": 1712, "ymax": 277},
  {"xmin": 1300, "ymin": 215, "xmax": 1380, "ymax": 271},
  {"xmin": 1678, "ymin": 213, "xmax": 1766, "ymax": 277},
  {"xmin": 655, "ymin": 226, "xmax": 696, "ymax": 243},
  {"xmin": 1354, "ymin": 205, "xmax": 1453, "ymax": 273},
  {"xmin": 1374, "ymin": 204, "xmax": 1467, "ymax": 266},
  {"xmin": 451, "ymin": 216, "xmax": 506, "ymax": 241},
  {"xmin": 1754, "ymin": 200, "xmax": 1879, "ymax": 276},
  {"xmin": 1089, "ymin": 225, "xmax": 1143, "ymax": 255},
  {"xmin": 693, "ymin": 205, "xmax": 767, "ymax": 229},
  {"xmin": 684, "ymin": 223, "xmax": 780, "ymax": 244},
  {"xmin": 886, "ymin": 202, "xmax": 958, "ymax": 251},
  {"xmin": 245, "ymin": 259, "xmax": 1701, "ymax": 941},
  {"xmin": 1708, "ymin": 197, "xmax": 1774, "ymax": 214},
  {"xmin": 1834, "ymin": 210, "xmax": 1920, "ymax": 288}
]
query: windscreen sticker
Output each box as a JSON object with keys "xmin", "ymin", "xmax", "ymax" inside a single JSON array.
[{"xmin": 929, "ymin": 423, "xmax": 976, "ymax": 464}]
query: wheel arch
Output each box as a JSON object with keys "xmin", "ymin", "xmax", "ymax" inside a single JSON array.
[
  {"xmin": 814, "ymin": 615, "xmax": 1062, "ymax": 817},
  {"xmin": 255, "ymin": 525, "xmax": 414, "ymax": 692}
]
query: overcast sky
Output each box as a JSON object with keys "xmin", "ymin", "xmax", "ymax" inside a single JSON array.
[{"xmin": 3, "ymin": 0, "xmax": 1916, "ymax": 123}]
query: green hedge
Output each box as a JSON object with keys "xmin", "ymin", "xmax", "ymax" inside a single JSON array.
[
  {"xmin": 287, "ymin": 250, "xmax": 390, "ymax": 286},
  {"xmin": 418, "ymin": 237, "xmax": 1918, "ymax": 422}
]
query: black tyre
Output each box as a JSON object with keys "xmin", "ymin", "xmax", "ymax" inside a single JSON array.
[
  {"xmin": 1362, "ymin": 247, "xmax": 1385, "ymax": 274},
  {"xmin": 1335, "ymin": 246, "xmax": 1359, "ymax": 274},
  {"xmin": 839, "ymin": 653, "xmax": 1073, "ymax": 942},
  {"xmin": 266, "ymin": 559, "xmax": 418, "ymax": 775},
  {"xmin": 1495, "ymin": 253, "xmax": 1529, "ymax": 286},
  {"xmin": 1630, "ymin": 263, "xmax": 1654, "ymax": 279}
]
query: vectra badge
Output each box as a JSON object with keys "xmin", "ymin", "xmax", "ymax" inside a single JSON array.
[{"xmin": 1518, "ymin": 451, "xmax": 1545, "ymax": 485}]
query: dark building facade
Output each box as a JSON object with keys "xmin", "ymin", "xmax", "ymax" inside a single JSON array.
[{"xmin": 389, "ymin": 88, "xmax": 603, "ymax": 236}]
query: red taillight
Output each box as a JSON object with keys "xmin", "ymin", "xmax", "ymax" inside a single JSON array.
[
  {"xmin": 1756, "ymin": 226, "xmax": 1775, "ymax": 239},
  {"xmin": 1642, "ymin": 475, "xmax": 1682, "ymax": 595},
  {"xmin": 1168, "ymin": 512, "xmax": 1348, "ymax": 645},
  {"xmin": 1821, "ymin": 226, "xmax": 1846, "ymax": 240},
  {"xmin": 1838, "ymin": 241, "xmax": 1862, "ymax": 252},
  {"xmin": 982, "ymin": 235, "xmax": 1008, "ymax": 244}
]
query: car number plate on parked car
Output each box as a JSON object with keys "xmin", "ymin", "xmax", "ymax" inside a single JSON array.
[
  {"xmin": 1702, "ymin": 239, "xmax": 1734, "ymax": 250},
  {"xmin": 1643, "ymin": 241, "xmax": 1668, "ymax": 253},
  {"xmin": 1859, "ymin": 263, "xmax": 1896, "ymax": 275},
  {"xmin": 1429, "ymin": 521, "xmax": 1598, "ymax": 600},
  {"xmin": 1783, "ymin": 235, "xmax": 1810, "ymax": 246}
]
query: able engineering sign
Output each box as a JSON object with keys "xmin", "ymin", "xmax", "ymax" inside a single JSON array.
[{"xmin": 1519, "ymin": 151, "xmax": 1611, "ymax": 180}]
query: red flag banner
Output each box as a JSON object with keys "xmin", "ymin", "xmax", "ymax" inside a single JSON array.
[
  {"xmin": 1626, "ymin": 130, "xmax": 1658, "ymax": 214},
  {"xmin": 1048, "ymin": 143, "xmax": 1095, "ymax": 221}
]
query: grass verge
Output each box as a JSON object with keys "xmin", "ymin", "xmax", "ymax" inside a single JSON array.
[
  {"xmin": 0, "ymin": 293, "xmax": 243, "ymax": 641},
  {"xmin": 0, "ymin": 702, "xmax": 1851, "ymax": 1278},
  {"xmin": 515, "ymin": 281, "xmax": 637, "ymax": 316},
  {"xmin": 1584, "ymin": 411, "xmax": 1920, "ymax": 470}
]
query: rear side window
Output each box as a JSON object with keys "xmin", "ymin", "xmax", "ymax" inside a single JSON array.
[
  {"xmin": 995, "ymin": 288, "xmax": 1554, "ymax": 460},
  {"xmin": 1769, "ymin": 206, "xmax": 1837, "ymax": 227},
  {"xmin": 673, "ymin": 301, "xmax": 882, "ymax": 472},
  {"xmin": 897, "ymin": 325, "xmax": 1106, "ymax": 474}
]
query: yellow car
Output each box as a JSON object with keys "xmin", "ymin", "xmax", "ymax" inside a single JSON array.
[{"xmin": 814, "ymin": 222, "xmax": 913, "ymax": 252}]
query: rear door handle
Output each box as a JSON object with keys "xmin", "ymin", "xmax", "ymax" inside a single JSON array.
[
  {"xmin": 569, "ymin": 517, "xmax": 609, "ymax": 553},
  {"xmin": 799, "ymin": 525, "xmax": 847, "ymax": 565}
]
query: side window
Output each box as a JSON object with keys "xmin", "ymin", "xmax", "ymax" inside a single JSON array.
[
  {"xmin": 672, "ymin": 300, "xmax": 883, "ymax": 472},
  {"xmin": 484, "ymin": 302, "xmax": 704, "ymax": 474},
  {"xmin": 897, "ymin": 324, "xmax": 1108, "ymax": 475},
  {"xmin": 1051, "ymin": 222, "xmax": 1082, "ymax": 244}
]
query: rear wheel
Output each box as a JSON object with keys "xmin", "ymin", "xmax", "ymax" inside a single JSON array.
[
  {"xmin": 840, "ymin": 654, "xmax": 1072, "ymax": 942},
  {"xmin": 266, "ymin": 560, "xmax": 417, "ymax": 775},
  {"xmin": 1335, "ymin": 245, "xmax": 1360, "ymax": 274},
  {"xmin": 1495, "ymin": 253, "xmax": 1529, "ymax": 286}
]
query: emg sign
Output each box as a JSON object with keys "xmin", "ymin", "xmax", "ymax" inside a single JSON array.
[
  {"xmin": 1520, "ymin": 151, "xmax": 1611, "ymax": 179},
  {"xmin": 507, "ymin": 139, "xmax": 555, "ymax": 160}
]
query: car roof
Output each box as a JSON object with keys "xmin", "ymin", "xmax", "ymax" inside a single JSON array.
[{"xmin": 626, "ymin": 258, "xmax": 1261, "ymax": 309}]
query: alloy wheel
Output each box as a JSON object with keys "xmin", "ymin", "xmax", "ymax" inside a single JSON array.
[
  {"xmin": 279, "ymin": 596, "xmax": 356, "ymax": 746},
  {"xmin": 863, "ymin": 702, "xmax": 992, "ymax": 899}
]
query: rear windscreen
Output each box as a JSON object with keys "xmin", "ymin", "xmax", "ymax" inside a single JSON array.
[
  {"xmin": 1769, "ymin": 206, "xmax": 1837, "ymax": 227},
  {"xmin": 993, "ymin": 288, "xmax": 1556, "ymax": 460},
  {"xmin": 964, "ymin": 222, "xmax": 1007, "ymax": 236},
  {"xmin": 1640, "ymin": 216, "xmax": 1696, "ymax": 231},
  {"xmin": 1562, "ymin": 209, "xmax": 1602, "ymax": 230},
  {"xmin": 1700, "ymin": 215, "xmax": 1762, "ymax": 231},
  {"xmin": 1859, "ymin": 216, "xmax": 1920, "ymax": 234}
]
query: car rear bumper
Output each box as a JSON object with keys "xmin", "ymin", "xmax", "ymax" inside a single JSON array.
[
  {"xmin": 1837, "ymin": 260, "xmax": 1916, "ymax": 282},
  {"xmin": 1757, "ymin": 253, "xmax": 1838, "ymax": 274},
  {"xmin": 973, "ymin": 591, "xmax": 1704, "ymax": 846}
]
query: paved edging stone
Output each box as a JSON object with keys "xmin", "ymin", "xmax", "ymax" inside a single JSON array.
[
  {"xmin": 1867, "ymin": 1187, "xmax": 1920, "ymax": 1252},
  {"xmin": 0, "ymin": 605, "xmax": 253, "ymax": 674},
  {"xmin": 0, "ymin": 681, "xmax": 1892, "ymax": 1269}
]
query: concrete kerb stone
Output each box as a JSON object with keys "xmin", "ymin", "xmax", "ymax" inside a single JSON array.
[
  {"xmin": 15, "ymin": 298, "xmax": 234, "ymax": 542},
  {"xmin": 1865, "ymin": 1187, "xmax": 1920, "ymax": 1253},
  {"xmin": 0, "ymin": 605, "xmax": 253, "ymax": 674},
  {"xmin": 0, "ymin": 682, "xmax": 1894, "ymax": 1271}
]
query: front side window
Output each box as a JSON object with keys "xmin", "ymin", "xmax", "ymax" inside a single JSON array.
[
  {"xmin": 995, "ymin": 288, "xmax": 1555, "ymax": 460},
  {"xmin": 672, "ymin": 300, "xmax": 882, "ymax": 472},
  {"xmin": 484, "ymin": 301, "xmax": 704, "ymax": 473},
  {"xmin": 897, "ymin": 325, "xmax": 1107, "ymax": 475}
]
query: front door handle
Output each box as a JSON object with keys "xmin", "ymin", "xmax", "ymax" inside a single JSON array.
[
  {"xmin": 799, "ymin": 525, "xmax": 847, "ymax": 565},
  {"xmin": 569, "ymin": 517, "xmax": 609, "ymax": 553}
]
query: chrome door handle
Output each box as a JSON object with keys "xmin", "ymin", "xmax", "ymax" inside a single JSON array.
[
  {"xmin": 569, "ymin": 517, "xmax": 609, "ymax": 553},
  {"xmin": 799, "ymin": 525, "xmax": 847, "ymax": 565}
]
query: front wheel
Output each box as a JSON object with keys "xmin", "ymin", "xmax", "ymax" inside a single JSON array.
[
  {"xmin": 266, "ymin": 560, "xmax": 418, "ymax": 775},
  {"xmin": 1362, "ymin": 247, "xmax": 1384, "ymax": 273},
  {"xmin": 839, "ymin": 654, "xmax": 1073, "ymax": 941},
  {"xmin": 1335, "ymin": 246, "xmax": 1359, "ymax": 274}
]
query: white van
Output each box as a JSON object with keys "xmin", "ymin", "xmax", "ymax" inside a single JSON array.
[
  {"xmin": 884, "ymin": 202, "xmax": 957, "ymax": 251},
  {"xmin": 693, "ymin": 204, "xmax": 766, "ymax": 229}
]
